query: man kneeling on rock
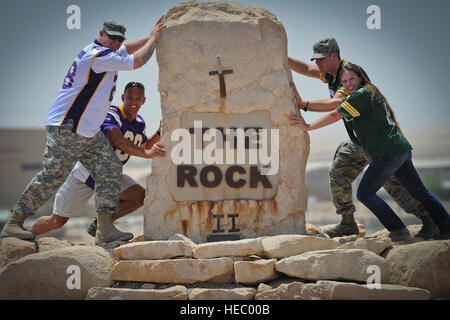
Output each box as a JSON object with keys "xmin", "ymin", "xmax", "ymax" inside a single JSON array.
[{"xmin": 30, "ymin": 82, "xmax": 167, "ymax": 244}]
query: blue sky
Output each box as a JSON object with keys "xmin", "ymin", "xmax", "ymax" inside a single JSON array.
[{"xmin": 1, "ymin": 0, "xmax": 449, "ymax": 134}]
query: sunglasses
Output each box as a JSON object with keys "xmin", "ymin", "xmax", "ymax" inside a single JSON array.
[
  {"xmin": 105, "ymin": 32, "xmax": 125, "ymax": 43},
  {"xmin": 125, "ymin": 81, "xmax": 145, "ymax": 91}
]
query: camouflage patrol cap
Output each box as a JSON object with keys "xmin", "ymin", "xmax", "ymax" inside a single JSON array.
[
  {"xmin": 102, "ymin": 20, "xmax": 127, "ymax": 40},
  {"xmin": 310, "ymin": 38, "xmax": 340, "ymax": 61}
]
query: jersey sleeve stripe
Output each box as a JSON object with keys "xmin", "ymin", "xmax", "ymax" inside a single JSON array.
[
  {"xmin": 336, "ymin": 89, "xmax": 350, "ymax": 96},
  {"xmin": 343, "ymin": 100, "xmax": 360, "ymax": 116},
  {"xmin": 340, "ymin": 101, "xmax": 360, "ymax": 118}
]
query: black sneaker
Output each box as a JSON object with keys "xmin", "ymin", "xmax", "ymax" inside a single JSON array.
[{"xmin": 87, "ymin": 218, "xmax": 97, "ymax": 237}]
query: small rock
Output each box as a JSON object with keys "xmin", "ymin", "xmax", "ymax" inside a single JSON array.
[
  {"xmin": 315, "ymin": 280, "xmax": 430, "ymax": 300},
  {"xmin": 0, "ymin": 245, "xmax": 115, "ymax": 299},
  {"xmin": 261, "ymin": 234, "xmax": 339, "ymax": 259},
  {"xmin": 110, "ymin": 258, "xmax": 234, "ymax": 284},
  {"xmin": 275, "ymin": 249, "xmax": 390, "ymax": 283},
  {"xmin": 131, "ymin": 234, "xmax": 145, "ymax": 242},
  {"xmin": 36, "ymin": 237, "xmax": 72, "ymax": 252},
  {"xmin": 114, "ymin": 240, "xmax": 193, "ymax": 260},
  {"xmin": 86, "ymin": 285, "xmax": 188, "ymax": 300},
  {"xmin": 306, "ymin": 223, "xmax": 320, "ymax": 235},
  {"xmin": 369, "ymin": 228, "xmax": 390, "ymax": 239},
  {"xmin": 255, "ymin": 281, "xmax": 321, "ymax": 300},
  {"xmin": 141, "ymin": 283, "xmax": 157, "ymax": 289},
  {"xmin": 234, "ymin": 259, "xmax": 279, "ymax": 285},
  {"xmin": 255, "ymin": 279, "xmax": 430, "ymax": 300},
  {"xmin": 385, "ymin": 239, "xmax": 450, "ymax": 298},
  {"xmin": 337, "ymin": 237, "xmax": 392, "ymax": 255},
  {"xmin": 257, "ymin": 283, "xmax": 272, "ymax": 293},
  {"xmin": 189, "ymin": 288, "xmax": 256, "ymax": 300},
  {"xmin": 334, "ymin": 234, "xmax": 361, "ymax": 244},
  {"xmin": 193, "ymin": 238, "xmax": 263, "ymax": 259},
  {"xmin": 168, "ymin": 233, "xmax": 197, "ymax": 246},
  {"xmin": 0, "ymin": 237, "xmax": 36, "ymax": 268}
]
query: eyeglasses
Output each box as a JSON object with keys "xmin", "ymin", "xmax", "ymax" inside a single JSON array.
[{"xmin": 105, "ymin": 32, "xmax": 125, "ymax": 43}]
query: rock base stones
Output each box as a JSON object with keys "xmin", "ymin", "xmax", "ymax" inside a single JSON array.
[
  {"xmin": 0, "ymin": 234, "xmax": 446, "ymax": 300},
  {"xmin": 255, "ymin": 280, "xmax": 430, "ymax": 300}
]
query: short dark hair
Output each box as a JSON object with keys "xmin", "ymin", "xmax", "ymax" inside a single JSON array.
[{"xmin": 124, "ymin": 81, "xmax": 145, "ymax": 94}]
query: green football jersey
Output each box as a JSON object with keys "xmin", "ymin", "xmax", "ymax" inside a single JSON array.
[
  {"xmin": 320, "ymin": 59, "xmax": 369, "ymax": 144},
  {"xmin": 337, "ymin": 87, "xmax": 412, "ymax": 159}
]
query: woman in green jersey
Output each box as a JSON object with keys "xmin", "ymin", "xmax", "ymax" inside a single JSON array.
[{"xmin": 289, "ymin": 63, "xmax": 450, "ymax": 241}]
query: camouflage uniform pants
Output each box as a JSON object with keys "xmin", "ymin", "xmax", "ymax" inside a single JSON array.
[
  {"xmin": 329, "ymin": 140, "xmax": 426, "ymax": 217},
  {"xmin": 14, "ymin": 120, "xmax": 122, "ymax": 216}
]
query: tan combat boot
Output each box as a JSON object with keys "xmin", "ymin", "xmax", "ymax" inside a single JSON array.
[
  {"xmin": 321, "ymin": 213, "xmax": 359, "ymax": 238},
  {"xmin": 95, "ymin": 212, "xmax": 133, "ymax": 244},
  {"xmin": 0, "ymin": 211, "xmax": 35, "ymax": 240}
]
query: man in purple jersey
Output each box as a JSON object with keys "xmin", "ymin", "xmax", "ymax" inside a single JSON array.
[{"xmin": 30, "ymin": 82, "xmax": 166, "ymax": 242}]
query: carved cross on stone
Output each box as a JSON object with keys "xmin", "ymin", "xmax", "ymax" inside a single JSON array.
[{"xmin": 209, "ymin": 55, "xmax": 233, "ymax": 97}]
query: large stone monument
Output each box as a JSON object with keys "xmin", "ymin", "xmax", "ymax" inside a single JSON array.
[{"xmin": 144, "ymin": 1, "xmax": 309, "ymax": 243}]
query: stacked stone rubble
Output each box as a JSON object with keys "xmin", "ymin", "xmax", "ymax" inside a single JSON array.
[
  {"xmin": 1, "ymin": 232, "xmax": 448, "ymax": 299},
  {"xmin": 101, "ymin": 234, "xmax": 433, "ymax": 300}
]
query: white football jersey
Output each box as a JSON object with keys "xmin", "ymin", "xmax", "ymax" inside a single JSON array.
[{"xmin": 45, "ymin": 40, "xmax": 134, "ymax": 137}]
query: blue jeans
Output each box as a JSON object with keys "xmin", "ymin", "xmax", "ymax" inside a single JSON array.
[{"xmin": 357, "ymin": 151, "xmax": 450, "ymax": 233}]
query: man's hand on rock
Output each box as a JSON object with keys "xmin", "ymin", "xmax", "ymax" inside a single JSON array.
[{"xmin": 151, "ymin": 15, "xmax": 167, "ymax": 42}]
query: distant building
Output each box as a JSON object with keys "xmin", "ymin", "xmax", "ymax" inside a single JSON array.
[{"xmin": 0, "ymin": 129, "xmax": 46, "ymax": 209}]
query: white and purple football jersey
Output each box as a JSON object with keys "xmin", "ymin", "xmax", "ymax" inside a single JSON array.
[
  {"xmin": 101, "ymin": 104, "xmax": 148, "ymax": 165},
  {"xmin": 45, "ymin": 40, "xmax": 134, "ymax": 138},
  {"xmin": 71, "ymin": 104, "xmax": 148, "ymax": 188}
]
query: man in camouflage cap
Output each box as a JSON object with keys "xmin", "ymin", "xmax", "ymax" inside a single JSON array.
[
  {"xmin": 310, "ymin": 38, "xmax": 340, "ymax": 61},
  {"xmin": 102, "ymin": 20, "xmax": 127, "ymax": 41},
  {"xmin": 288, "ymin": 38, "xmax": 439, "ymax": 239}
]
